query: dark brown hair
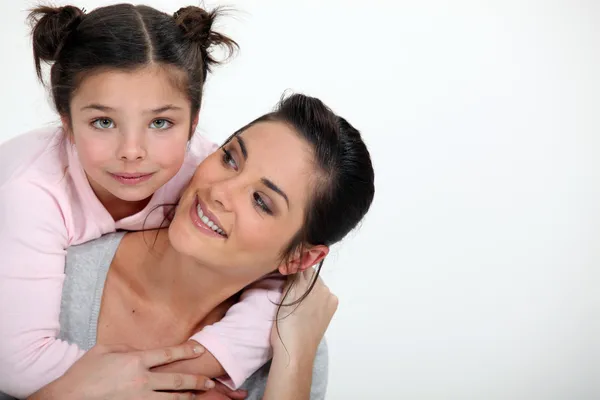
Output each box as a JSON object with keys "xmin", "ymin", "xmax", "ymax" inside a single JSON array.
[
  {"xmin": 28, "ymin": 3, "xmax": 237, "ymax": 127},
  {"xmin": 225, "ymin": 93, "xmax": 375, "ymax": 305}
]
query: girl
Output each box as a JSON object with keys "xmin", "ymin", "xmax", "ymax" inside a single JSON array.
[
  {"xmin": 0, "ymin": 3, "xmax": 281, "ymax": 397},
  {"xmin": 32, "ymin": 93, "xmax": 375, "ymax": 399}
]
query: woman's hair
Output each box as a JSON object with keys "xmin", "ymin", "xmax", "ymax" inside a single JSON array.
[
  {"xmin": 28, "ymin": 3, "xmax": 237, "ymax": 129},
  {"xmin": 225, "ymin": 93, "xmax": 376, "ymax": 304}
]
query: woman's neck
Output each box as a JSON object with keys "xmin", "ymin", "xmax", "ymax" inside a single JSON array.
[{"xmin": 118, "ymin": 230, "xmax": 246, "ymax": 332}]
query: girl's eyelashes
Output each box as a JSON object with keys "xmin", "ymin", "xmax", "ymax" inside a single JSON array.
[
  {"xmin": 91, "ymin": 118, "xmax": 115, "ymax": 129},
  {"xmin": 90, "ymin": 118, "xmax": 174, "ymax": 130},
  {"xmin": 149, "ymin": 119, "xmax": 173, "ymax": 130}
]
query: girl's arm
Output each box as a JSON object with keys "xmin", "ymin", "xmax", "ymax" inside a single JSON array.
[
  {"xmin": 0, "ymin": 182, "xmax": 84, "ymax": 398},
  {"xmin": 153, "ymin": 276, "xmax": 285, "ymax": 389}
]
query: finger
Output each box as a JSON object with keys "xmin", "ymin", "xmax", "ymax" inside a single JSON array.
[
  {"xmin": 149, "ymin": 372, "xmax": 216, "ymax": 391},
  {"xmin": 152, "ymin": 392, "xmax": 195, "ymax": 400},
  {"xmin": 193, "ymin": 392, "xmax": 233, "ymax": 400},
  {"xmin": 213, "ymin": 382, "xmax": 248, "ymax": 400},
  {"xmin": 141, "ymin": 342, "xmax": 205, "ymax": 368}
]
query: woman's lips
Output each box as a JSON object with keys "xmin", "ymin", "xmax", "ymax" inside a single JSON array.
[{"xmin": 189, "ymin": 195, "xmax": 227, "ymax": 238}]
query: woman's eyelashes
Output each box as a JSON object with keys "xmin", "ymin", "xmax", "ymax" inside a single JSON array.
[
  {"xmin": 221, "ymin": 148, "xmax": 238, "ymax": 170},
  {"xmin": 253, "ymin": 192, "xmax": 273, "ymax": 215},
  {"xmin": 90, "ymin": 118, "xmax": 174, "ymax": 130},
  {"xmin": 221, "ymin": 147, "xmax": 274, "ymax": 216}
]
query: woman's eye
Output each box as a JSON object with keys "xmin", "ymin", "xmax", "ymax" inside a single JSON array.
[
  {"xmin": 221, "ymin": 148, "xmax": 238, "ymax": 170},
  {"xmin": 253, "ymin": 192, "xmax": 273, "ymax": 215},
  {"xmin": 150, "ymin": 119, "xmax": 172, "ymax": 130},
  {"xmin": 92, "ymin": 118, "xmax": 115, "ymax": 129}
]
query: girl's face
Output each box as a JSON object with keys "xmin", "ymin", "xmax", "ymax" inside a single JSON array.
[
  {"xmin": 67, "ymin": 66, "xmax": 193, "ymax": 205},
  {"xmin": 168, "ymin": 121, "xmax": 328, "ymax": 281}
]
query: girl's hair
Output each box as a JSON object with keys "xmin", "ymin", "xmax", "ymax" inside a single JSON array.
[
  {"xmin": 28, "ymin": 3, "xmax": 237, "ymax": 127},
  {"xmin": 225, "ymin": 93, "xmax": 376, "ymax": 305}
]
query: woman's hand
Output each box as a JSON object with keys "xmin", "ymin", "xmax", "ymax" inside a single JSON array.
[
  {"xmin": 263, "ymin": 269, "xmax": 337, "ymax": 400},
  {"xmin": 30, "ymin": 341, "xmax": 217, "ymax": 400},
  {"xmin": 271, "ymin": 268, "xmax": 338, "ymax": 357}
]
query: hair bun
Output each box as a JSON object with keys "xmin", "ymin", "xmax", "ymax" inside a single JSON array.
[
  {"xmin": 28, "ymin": 5, "xmax": 85, "ymax": 80},
  {"xmin": 174, "ymin": 6, "xmax": 213, "ymax": 44},
  {"xmin": 173, "ymin": 6, "xmax": 238, "ymax": 73}
]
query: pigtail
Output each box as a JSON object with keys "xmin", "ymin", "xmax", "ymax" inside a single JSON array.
[
  {"xmin": 28, "ymin": 5, "xmax": 85, "ymax": 82},
  {"xmin": 173, "ymin": 6, "xmax": 238, "ymax": 81}
]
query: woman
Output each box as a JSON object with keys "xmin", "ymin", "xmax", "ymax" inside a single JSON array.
[{"xmin": 26, "ymin": 93, "xmax": 375, "ymax": 399}]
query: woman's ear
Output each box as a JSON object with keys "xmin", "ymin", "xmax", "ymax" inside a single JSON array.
[{"xmin": 278, "ymin": 245, "xmax": 329, "ymax": 276}]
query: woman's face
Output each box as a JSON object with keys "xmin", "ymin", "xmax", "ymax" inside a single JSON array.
[{"xmin": 168, "ymin": 121, "xmax": 324, "ymax": 279}]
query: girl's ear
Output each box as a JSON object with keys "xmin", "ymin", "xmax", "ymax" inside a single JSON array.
[
  {"xmin": 191, "ymin": 113, "xmax": 199, "ymax": 134},
  {"xmin": 60, "ymin": 115, "xmax": 73, "ymax": 142},
  {"xmin": 278, "ymin": 245, "xmax": 329, "ymax": 275}
]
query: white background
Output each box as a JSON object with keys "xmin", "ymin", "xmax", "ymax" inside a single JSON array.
[{"xmin": 1, "ymin": 0, "xmax": 599, "ymax": 399}]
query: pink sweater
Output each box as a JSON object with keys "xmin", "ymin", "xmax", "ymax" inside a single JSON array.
[{"xmin": 0, "ymin": 127, "xmax": 281, "ymax": 398}]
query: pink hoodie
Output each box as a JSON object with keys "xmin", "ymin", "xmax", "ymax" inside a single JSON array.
[{"xmin": 0, "ymin": 127, "xmax": 281, "ymax": 398}]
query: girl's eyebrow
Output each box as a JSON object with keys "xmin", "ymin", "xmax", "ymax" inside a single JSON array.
[{"xmin": 80, "ymin": 104, "xmax": 183, "ymax": 113}]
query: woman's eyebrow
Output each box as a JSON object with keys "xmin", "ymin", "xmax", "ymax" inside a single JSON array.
[
  {"xmin": 261, "ymin": 178, "xmax": 289, "ymax": 208},
  {"xmin": 236, "ymin": 136, "xmax": 248, "ymax": 159},
  {"xmin": 236, "ymin": 135, "xmax": 289, "ymax": 207}
]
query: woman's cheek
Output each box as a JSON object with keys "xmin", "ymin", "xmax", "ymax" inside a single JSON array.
[{"xmin": 236, "ymin": 214, "xmax": 279, "ymax": 252}]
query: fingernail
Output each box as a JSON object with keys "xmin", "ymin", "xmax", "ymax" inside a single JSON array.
[
  {"xmin": 205, "ymin": 380, "xmax": 215, "ymax": 389},
  {"xmin": 193, "ymin": 345, "xmax": 205, "ymax": 354}
]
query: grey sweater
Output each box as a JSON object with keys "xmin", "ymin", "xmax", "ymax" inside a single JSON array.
[
  {"xmin": 57, "ymin": 232, "xmax": 329, "ymax": 400},
  {"xmin": 1, "ymin": 232, "xmax": 328, "ymax": 399}
]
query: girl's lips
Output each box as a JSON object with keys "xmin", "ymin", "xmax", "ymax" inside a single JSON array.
[{"xmin": 109, "ymin": 172, "xmax": 154, "ymax": 185}]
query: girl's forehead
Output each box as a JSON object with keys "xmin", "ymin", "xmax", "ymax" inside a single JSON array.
[{"xmin": 71, "ymin": 67, "xmax": 190, "ymax": 110}]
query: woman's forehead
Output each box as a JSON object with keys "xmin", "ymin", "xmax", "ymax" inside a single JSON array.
[{"xmin": 238, "ymin": 122, "xmax": 316, "ymax": 202}]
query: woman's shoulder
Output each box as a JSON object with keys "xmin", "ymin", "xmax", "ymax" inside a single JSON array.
[
  {"xmin": 66, "ymin": 231, "xmax": 126, "ymax": 274},
  {"xmin": 0, "ymin": 126, "xmax": 68, "ymax": 189}
]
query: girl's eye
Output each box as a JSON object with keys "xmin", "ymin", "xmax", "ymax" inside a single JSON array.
[
  {"xmin": 221, "ymin": 148, "xmax": 238, "ymax": 170},
  {"xmin": 92, "ymin": 118, "xmax": 115, "ymax": 129},
  {"xmin": 150, "ymin": 119, "xmax": 172, "ymax": 130},
  {"xmin": 253, "ymin": 192, "xmax": 273, "ymax": 215}
]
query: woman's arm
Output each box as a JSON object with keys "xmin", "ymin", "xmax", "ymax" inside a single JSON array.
[
  {"xmin": 263, "ymin": 270, "xmax": 338, "ymax": 400},
  {"xmin": 28, "ymin": 342, "xmax": 217, "ymax": 400},
  {"xmin": 262, "ymin": 349, "xmax": 317, "ymax": 400}
]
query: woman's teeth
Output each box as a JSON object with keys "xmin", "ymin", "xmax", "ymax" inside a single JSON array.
[{"xmin": 196, "ymin": 204, "xmax": 226, "ymax": 236}]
